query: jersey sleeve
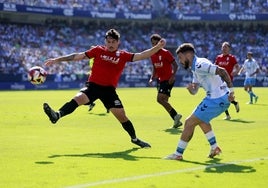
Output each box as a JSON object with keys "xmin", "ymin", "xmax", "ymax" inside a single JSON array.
[
  {"xmin": 85, "ymin": 46, "xmax": 100, "ymax": 59},
  {"xmin": 195, "ymin": 61, "xmax": 217, "ymax": 75}
]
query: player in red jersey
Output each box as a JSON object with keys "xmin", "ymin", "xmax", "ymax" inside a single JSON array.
[
  {"xmin": 148, "ymin": 34, "xmax": 182, "ymax": 128},
  {"xmin": 215, "ymin": 42, "xmax": 240, "ymax": 120},
  {"xmin": 42, "ymin": 29, "xmax": 166, "ymax": 148}
]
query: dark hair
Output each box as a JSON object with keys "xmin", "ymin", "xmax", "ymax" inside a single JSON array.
[
  {"xmin": 176, "ymin": 43, "xmax": 195, "ymax": 54},
  {"xmin": 105, "ymin": 29, "xmax": 120, "ymax": 40},
  {"xmin": 150, "ymin": 34, "xmax": 161, "ymax": 42}
]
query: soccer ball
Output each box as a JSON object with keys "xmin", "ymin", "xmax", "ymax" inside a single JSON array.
[{"xmin": 27, "ymin": 66, "xmax": 47, "ymax": 85}]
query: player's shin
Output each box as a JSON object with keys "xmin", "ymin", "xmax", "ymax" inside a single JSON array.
[{"xmin": 58, "ymin": 99, "xmax": 79, "ymax": 117}]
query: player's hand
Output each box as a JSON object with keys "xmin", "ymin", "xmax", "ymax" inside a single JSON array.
[
  {"xmin": 228, "ymin": 92, "xmax": 235, "ymax": 102},
  {"xmin": 148, "ymin": 78, "xmax": 153, "ymax": 86},
  {"xmin": 44, "ymin": 58, "xmax": 57, "ymax": 66},
  {"xmin": 157, "ymin": 39, "xmax": 166, "ymax": 48},
  {"xmin": 187, "ymin": 83, "xmax": 198, "ymax": 95}
]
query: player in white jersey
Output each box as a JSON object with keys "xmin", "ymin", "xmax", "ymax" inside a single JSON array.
[
  {"xmin": 165, "ymin": 43, "xmax": 235, "ymax": 160},
  {"xmin": 238, "ymin": 52, "xmax": 259, "ymax": 104}
]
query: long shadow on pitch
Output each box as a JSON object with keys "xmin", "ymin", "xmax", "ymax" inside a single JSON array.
[
  {"xmin": 48, "ymin": 148, "xmax": 159, "ymax": 161},
  {"xmin": 180, "ymin": 158, "xmax": 256, "ymax": 173},
  {"xmin": 227, "ymin": 119, "xmax": 255, "ymax": 123}
]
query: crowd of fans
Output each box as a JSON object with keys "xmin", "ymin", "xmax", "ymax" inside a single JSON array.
[
  {"xmin": 0, "ymin": 20, "xmax": 267, "ymax": 78},
  {"xmin": 0, "ymin": 1, "xmax": 267, "ymax": 79},
  {"xmin": 1, "ymin": 0, "xmax": 268, "ymax": 14}
]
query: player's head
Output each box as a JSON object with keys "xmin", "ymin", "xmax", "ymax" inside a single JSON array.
[
  {"xmin": 247, "ymin": 51, "xmax": 253, "ymax": 59},
  {"xmin": 105, "ymin": 29, "xmax": 120, "ymax": 52},
  {"xmin": 221, "ymin": 41, "xmax": 231, "ymax": 55},
  {"xmin": 150, "ymin": 34, "xmax": 162, "ymax": 47},
  {"xmin": 176, "ymin": 43, "xmax": 195, "ymax": 69}
]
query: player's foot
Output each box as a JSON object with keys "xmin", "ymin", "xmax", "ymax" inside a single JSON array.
[
  {"xmin": 88, "ymin": 103, "xmax": 96, "ymax": 111},
  {"xmin": 254, "ymin": 96, "xmax": 258, "ymax": 103},
  {"xmin": 131, "ymin": 138, "xmax": 151, "ymax": 148},
  {"xmin": 223, "ymin": 115, "xmax": 231, "ymax": 120},
  {"xmin": 164, "ymin": 153, "xmax": 183, "ymax": 160},
  {"xmin": 247, "ymin": 101, "xmax": 253, "ymax": 104},
  {"xmin": 43, "ymin": 103, "xmax": 59, "ymax": 124},
  {"xmin": 208, "ymin": 146, "xmax": 222, "ymax": 158},
  {"xmin": 106, "ymin": 109, "xmax": 110, "ymax": 113},
  {"xmin": 234, "ymin": 102, "xmax": 240, "ymax": 113},
  {"xmin": 172, "ymin": 114, "xmax": 183, "ymax": 128}
]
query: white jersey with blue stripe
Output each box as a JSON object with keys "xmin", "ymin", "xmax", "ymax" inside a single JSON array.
[
  {"xmin": 242, "ymin": 58, "xmax": 259, "ymax": 78},
  {"xmin": 191, "ymin": 56, "xmax": 229, "ymax": 98}
]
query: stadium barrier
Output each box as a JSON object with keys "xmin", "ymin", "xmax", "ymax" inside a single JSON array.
[{"xmin": 0, "ymin": 73, "xmax": 267, "ymax": 90}]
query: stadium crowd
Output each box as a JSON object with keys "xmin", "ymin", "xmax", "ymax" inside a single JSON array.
[
  {"xmin": 1, "ymin": 0, "xmax": 268, "ymax": 14},
  {"xmin": 0, "ymin": 1, "xmax": 267, "ymax": 78},
  {"xmin": 0, "ymin": 20, "xmax": 267, "ymax": 77}
]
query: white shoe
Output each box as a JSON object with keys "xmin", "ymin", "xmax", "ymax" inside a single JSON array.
[
  {"xmin": 164, "ymin": 153, "xmax": 183, "ymax": 160},
  {"xmin": 208, "ymin": 147, "xmax": 222, "ymax": 158}
]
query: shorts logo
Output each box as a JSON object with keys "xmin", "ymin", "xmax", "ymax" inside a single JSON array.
[
  {"xmin": 200, "ymin": 104, "xmax": 208, "ymax": 111},
  {"xmin": 114, "ymin": 100, "xmax": 122, "ymax": 106},
  {"xmin": 219, "ymin": 102, "xmax": 224, "ymax": 107}
]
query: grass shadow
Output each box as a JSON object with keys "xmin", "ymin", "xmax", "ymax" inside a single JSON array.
[
  {"xmin": 35, "ymin": 161, "xmax": 54, "ymax": 165},
  {"xmin": 48, "ymin": 148, "xmax": 159, "ymax": 161},
  {"xmin": 181, "ymin": 158, "xmax": 256, "ymax": 173},
  {"xmin": 228, "ymin": 119, "xmax": 255, "ymax": 123},
  {"xmin": 164, "ymin": 127, "xmax": 183, "ymax": 135},
  {"xmin": 88, "ymin": 112, "xmax": 109, "ymax": 116}
]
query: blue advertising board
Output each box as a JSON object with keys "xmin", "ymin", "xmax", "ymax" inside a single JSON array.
[{"xmin": 1, "ymin": 3, "xmax": 267, "ymax": 21}]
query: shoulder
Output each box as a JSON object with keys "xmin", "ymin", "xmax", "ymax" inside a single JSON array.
[
  {"xmin": 228, "ymin": 54, "xmax": 237, "ymax": 59},
  {"xmin": 216, "ymin": 54, "xmax": 223, "ymax": 58},
  {"xmin": 119, "ymin": 49, "xmax": 133, "ymax": 55}
]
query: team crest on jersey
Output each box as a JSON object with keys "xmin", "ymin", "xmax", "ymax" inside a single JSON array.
[{"xmin": 116, "ymin": 51, "xmax": 120, "ymax": 57}]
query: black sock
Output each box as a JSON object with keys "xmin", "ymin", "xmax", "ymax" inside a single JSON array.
[
  {"xmin": 58, "ymin": 99, "xmax": 79, "ymax": 117},
  {"xmin": 231, "ymin": 101, "xmax": 237, "ymax": 105},
  {"xmin": 225, "ymin": 110, "xmax": 230, "ymax": 116},
  {"xmin": 121, "ymin": 120, "xmax": 136, "ymax": 139},
  {"xmin": 169, "ymin": 108, "xmax": 177, "ymax": 120}
]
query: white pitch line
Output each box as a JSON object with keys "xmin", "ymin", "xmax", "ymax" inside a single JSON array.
[{"xmin": 64, "ymin": 156, "xmax": 268, "ymax": 188}]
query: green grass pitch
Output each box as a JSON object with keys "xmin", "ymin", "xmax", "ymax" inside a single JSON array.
[{"xmin": 0, "ymin": 87, "xmax": 267, "ymax": 188}]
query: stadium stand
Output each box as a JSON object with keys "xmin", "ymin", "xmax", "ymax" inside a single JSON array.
[{"xmin": 0, "ymin": 1, "xmax": 267, "ymax": 88}]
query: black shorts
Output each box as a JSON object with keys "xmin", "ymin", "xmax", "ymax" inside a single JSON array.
[
  {"xmin": 158, "ymin": 80, "xmax": 174, "ymax": 97},
  {"xmin": 81, "ymin": 82, "xmax": 123, "ymax": 109}
]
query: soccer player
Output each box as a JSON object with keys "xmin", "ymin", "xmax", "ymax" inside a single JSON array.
[
  {"xmin": 215, "ymin": 42, "xmax": 240, "ymax": 120},
  {"xmin": 165, "ymin": 43, "xmax": 235, "ymax": 160},
  {"xmin": 43, "ymin": 29, "xmax": 166, "ymax": 148},
  {"xmin": 238, "ymin": 52, "xmax": 259, "ymax": 104},
  {"xmin": 148, "ymin": 34, "xmax": 182, "ymax": 128}
]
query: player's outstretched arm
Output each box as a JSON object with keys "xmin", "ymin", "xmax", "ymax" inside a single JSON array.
[
  {"xmin": 133, "ymin": 39, "xmax": 166, "ymax": 61},
  {"xmin": 44, "ymin": 52, "xmax": 88, "ymax": 66}
]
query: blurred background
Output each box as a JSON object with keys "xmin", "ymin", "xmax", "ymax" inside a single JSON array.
[{"xmin": 0, "ymin": 0, "xmax": 267, "ymax": 89}]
